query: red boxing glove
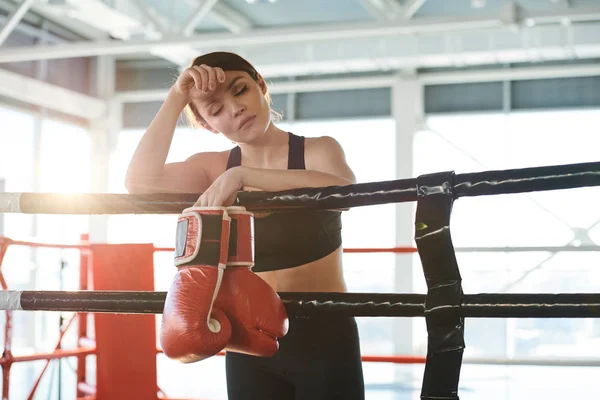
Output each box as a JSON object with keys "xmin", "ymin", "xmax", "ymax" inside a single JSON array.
[
  {"xmin": 160, "ymin": 207, "xmax": 232, "ymax": 363},
  {"xmin": 216, "ymin": 206, "xmax": 289, "ymax": 357}
]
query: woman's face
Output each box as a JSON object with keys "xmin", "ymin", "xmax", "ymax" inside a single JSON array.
[{"xmin": 190, "ymin": 70, "xmax": 272, "ymax": 143}]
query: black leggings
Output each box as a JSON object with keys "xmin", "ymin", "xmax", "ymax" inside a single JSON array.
[{"xmin": 225, "ymin": 315, "xmax": 365, "ymax": 400}]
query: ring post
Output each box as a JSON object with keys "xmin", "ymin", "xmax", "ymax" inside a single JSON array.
[{"xmin": 415, "ymin": 171, "xmax": 464, "ymax": 400}]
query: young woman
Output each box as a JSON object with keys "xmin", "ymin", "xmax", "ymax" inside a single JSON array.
[{"xmin": 125, "ymin": 51, "xmax": 365, "ymax": 399}]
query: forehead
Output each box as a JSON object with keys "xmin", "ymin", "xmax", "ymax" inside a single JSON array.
[{"xmin": 223, "ymin": 70, "xmax": 247, "ymax": 80}]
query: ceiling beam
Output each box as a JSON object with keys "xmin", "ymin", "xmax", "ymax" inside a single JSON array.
[
  {"xmin": 129, "ymin": 0, "xmax": 168, "ymax": 36},
  {"xmin": 0, "ymin": 0, "xmax": 86, "ymax": 42},
  {"xmin": 23, "ymin": 0, "xmax": 110, "ymax": 40},
  {"xmin": 126, "ymin": 0, "xmax": 196, "ymax": 65},
  {"xmin": 181, "ymin": 0, "xmax": 252, "ymax": 35},
  {"xmin": 0, "ymin": 13, "xmax": 66, "ymax": 43},
  {"xmin": 181, "ymin": 0, "xmax": 219, "ymax": 36},
  {"xmin": 403, "ymin": 0, "xmax": 427, "ymax": 20},
  {"xmin": 0, "ymin": 66, "xmax": 106, "ymax": 119},
  {"xmin": 0, "ymin": 13, "xmax": 508, "ymax": 62},
  {"xmin": 210, "ymin": 1, "xmax": 252, "ymax": 33},
  {"xmin": 359, "ymin": 0, "xmax": 402, "ymax": 21},
  {"xmin": 359, "ymin": 0, "xmax": 387, "ymax": 20},
  {"xmin": 419, "ymin": 63, "xmax": 600, "ymax": 85},
  {"xmin": 0, "ymin": 0, "xmax": 36, "ymax": 46}
]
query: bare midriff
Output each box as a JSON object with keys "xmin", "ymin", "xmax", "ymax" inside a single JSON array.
[{"xmin": 256, "ymin": 247, "xmax": 347, "ymax": 293}]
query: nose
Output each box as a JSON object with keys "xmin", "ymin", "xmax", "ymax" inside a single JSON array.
[{"xmin": 231, "ymin": 101, "xmax": 246, "ymax": 118}]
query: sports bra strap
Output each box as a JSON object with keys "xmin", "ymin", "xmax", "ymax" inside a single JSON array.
[
  {"xmin": 226, "ymin": 146, "xmax": 241, "ymax": 170},
  {"xmin": 225, "ymin": 132, "xmax": 305, "ymax": 170},
  {"xmin": 287, "ymin": 132, "xmax": 305, "ymax": 170}
]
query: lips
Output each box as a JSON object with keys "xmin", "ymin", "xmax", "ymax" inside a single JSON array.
[{"xmin": 238, "ymin": 115, "xmax": 256, "ymax": 130}]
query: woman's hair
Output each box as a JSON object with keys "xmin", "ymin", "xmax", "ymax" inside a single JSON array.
[{"xmin": 182, "ymin": 51, "xmax": 281, "ymax": 129}]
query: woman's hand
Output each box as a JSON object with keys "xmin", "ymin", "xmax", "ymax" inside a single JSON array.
[
  {"xmin": 172, "ymin": 64, "xmax": 226, "ymax": 99},
  {"xmin": 195, "ymin": 167, "xmax": 245, "ymax": 207}
]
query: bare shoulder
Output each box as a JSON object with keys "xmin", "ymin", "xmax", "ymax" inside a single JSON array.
[
  {"xmin": 304, "ymin": 135, "xmax": 356, "ymax": 183},
  {"xmin": 304, "ymin": 135, "xmax": 346, "ymax": 160},
  {"xmin": 305, "ymin": 135, "xmax": 343, "ymax": 150},
  {"xmin": 185, "ymin": 149, "xmax": 232, "ymax": 181}
]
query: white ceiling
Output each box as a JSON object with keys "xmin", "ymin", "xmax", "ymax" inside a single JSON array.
[{"xmin": 0, "ymin": 0, "xmax": 599, "ymax": 79}]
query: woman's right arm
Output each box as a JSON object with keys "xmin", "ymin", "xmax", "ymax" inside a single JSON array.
[{"xmin": 124, "ymin": 65, "xmax": 225, "ymax": 194}]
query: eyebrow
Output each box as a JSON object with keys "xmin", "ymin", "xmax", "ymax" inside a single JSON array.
[{"xmin": 227, "ymin": 76, "xmax": 243, "ymax": 91}]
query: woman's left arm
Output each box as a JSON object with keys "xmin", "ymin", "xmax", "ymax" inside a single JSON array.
[
  {"xmin": 195, "ymin": 136, "xmax": 355, "ymax": 206},
  {"xmin": 241, "ymin": 136, "xmax": 356, "ymax": 192},
  {"xmin": 242, "ymin": 136, "xmax": 356, "ymax": 191}
]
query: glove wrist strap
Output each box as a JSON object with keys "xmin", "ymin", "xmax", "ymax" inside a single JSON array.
[
  {"xmin": 226, "ymin": 206, "xmax": 255, "ymax": 268},
  {"xmin": 174, "ymin": 207, "xmax": 230, "ymax": 268}
]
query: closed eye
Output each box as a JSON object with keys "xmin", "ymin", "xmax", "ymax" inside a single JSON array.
[{"xmin": 235, "ymin": 85, "xmax": 247, "ymax": 96}]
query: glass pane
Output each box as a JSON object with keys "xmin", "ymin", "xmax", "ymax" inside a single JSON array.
[
  {"xmin": 506, "ymin": 110, "xmax": 600, "ymax": 233},
  {"xmin": 0, "ymin": 105, "xmax": 35, "ymax": 258},
  {"xmin": 36, "ymin": 118, "xmax": 90, "ymax": 247},
  {"xmin": 414, "ymin": 109, "xmax": 600, "ymax": 373},
  {"xmin": 39, "ymin": 119, "xmax": 91, "ymax": 193},
  {"xmin": 0, "ymin": 107, "xmax": 36, "ymax": 387}
]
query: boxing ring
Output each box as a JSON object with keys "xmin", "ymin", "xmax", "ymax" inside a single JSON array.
[{"xmin": 0, "ymin": 160, "xmax": 599, "ymax": 399}]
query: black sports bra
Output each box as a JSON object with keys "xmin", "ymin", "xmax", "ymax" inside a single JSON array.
[{"xmin": 226, "ymin": 132, "xmax": 342, "ymax": 272}]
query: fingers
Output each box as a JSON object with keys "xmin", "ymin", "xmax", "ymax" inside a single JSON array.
[
  {"xmin": 194, "ymin": 170, "xmax": 239, "ymax": 207},
  {"xmin": 216, "ymin": 68, "xmax": 226, "ymax": 83},
  {"xmin": 198, "ymin": 65, "xmax": 217, "ymax": 93},
  {"xmin": 195, "ymin": 191, "xmax": 234, "ymax": 208},
  {"xmin": 175, "ymin": 64, "xmax": 226, "ymax": 97},
  {"xmin": 193, "ymin": 66, "xmax": 209, "ymax": 93},
  {"xmin": 192, "ymin": 65, "xmax": 226, "ymax": 94},
  {"xmin": 187, "ymin": 67, "xmax": 203, "ymax": 90},
  {"xmin": 194, "ymin": 193, "xmax": 210, "ymax": 207},
  {"xmin": 223, "ymin": 191, "xmax": 237, "ymax": 207},
  {"xmin": 194, "ymin": 191, "xmax": 218, "ymax": 208}
]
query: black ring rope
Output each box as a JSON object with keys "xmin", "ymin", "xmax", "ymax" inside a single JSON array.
[
  {"xmin": 0, "ymin": 161, "xmax": 598, "ymax": 214},
  {"xmin": 3, "ymin": 290, "xmax": 600, "ymax": 318}
]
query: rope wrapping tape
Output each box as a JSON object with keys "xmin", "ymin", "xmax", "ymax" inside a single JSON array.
[
  {"xmin": 0, "ymin": 193, "xmax": 21, "ymax": 213},
  {"xmin": 0, "ymin": 291, "xmax": 22, "ymax": 310},
  {"xmin": 415, "ymin": 171, "xmax": 463, "ymax": 400}
]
